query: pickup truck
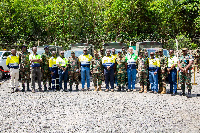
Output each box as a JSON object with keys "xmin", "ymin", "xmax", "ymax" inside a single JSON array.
[{"xmin": 0, "ymin": 51, "xmax": 11, "ymax": 79}]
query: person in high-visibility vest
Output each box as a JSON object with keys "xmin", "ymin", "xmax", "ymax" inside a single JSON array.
[
  {"xmin": 6, "ymin": 49, "xmax": 19, "ymax": 93},
  {"xmin": 102, "ymin": 49, "xmax": 115, "ymax": 92},
  {"xmin": 125, "ymin": 47, "xmax": 138, "ymax": 92},
  {"xmin": 49, "ymin": 51, "xmax": 59, "ymax": 91},
  {"xmin": 111, "ymin": 48, "xmax": 118, "ymax": 88},
  {"xmin": 29, "ymin": 47, "xmax": 42, "ymax": 93},
  {"xmin": 167, "ymin": 49, "xmax": 178, "ymax": 96},
  {"xmin": 148, "ymin": 52, "xmax": 160, "ymax": 93},
  {"xmin": 57, "ymin": 51, "xmax": 69, "ymax": 92},
  {"xmin": 79, "ymin": 47, "xmax": 93, "ymax": 91}
]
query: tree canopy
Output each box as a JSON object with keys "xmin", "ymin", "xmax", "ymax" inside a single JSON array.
[{"xmin": 0, "ymin": 0, "xmax": 199, "ymax": 49}]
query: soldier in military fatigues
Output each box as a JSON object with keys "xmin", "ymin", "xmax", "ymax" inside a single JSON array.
[
  {"xmin": 194, "ymin": 49, "xmax": 200, "ymax": 73},
  {"xmin": 91, "ymin": 50, "xmax": 103, "ymax": 91},
  {"xmin": 158, "ymin": 49, "xmax": 168, "ymax": 94},
  {"xmin": 19, "ymin": 45, "xmax": 31, "ymax": 92},
  {"xmin": 99, "ymin": 48, "xmax": 105, "ymax": 81},
  {"xmin": 41, "ymin": 46, "xmax": 52, "ymax": 91},
  {"xmin": 68, "ymin": 51, "xmax": 80, "ymax": 91},
  {"xmin": 178, "ymin": 48, "xmax": 193, "ymax": 98},
  {"xmin": 115, "ymin": 51, "xmax": 126, "ymax": 91},
  {"xmin": 137, "ymin": 50, "xmax": 149, "ymax": 93}
]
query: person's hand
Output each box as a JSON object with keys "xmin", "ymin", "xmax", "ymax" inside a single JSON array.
[
  {"xmin": 68, "ymin": 71, "xmax": 71, "ymax": 75},
  {"xmin": 161, "ymin": 70, "xmax": 165, "ymax": 74},
  {"xmin": 107, "ymin": 66, "xmax": 110, "ymax": 71},
  {"xmin": 154, "ymin": 71, "xmax": 157, "ymax": 75},
  {"xmin": 51, "ymin": 71, "xmax": 54, "ymax": 75}
]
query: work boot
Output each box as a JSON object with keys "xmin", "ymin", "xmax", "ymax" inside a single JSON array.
[
  {"xmin": 180, "ymin": 86, "xmax": 185, "ymax": 96},
  {"xmin": 64, "ymin": 88, "xmax": 68, "ymax": 92},
  {"xmin": 121, "ymin": 86, "xmax": 125, "ymax": 92},
  {"xmin": 139, "ymin": 85, "xmax": 144, "ymax": 93},
  {"xmin": 39, "ymin": 88, "xmax": 43, "ymax": 92},
  {"xmin": 76, "ymin": 85, "xmax": 79, "ymax": 91},
  {"xmin": 98, "ymin": 85, "xmax": 102, "ymax": 91},
  {"xmin": 111, "ymin": 89, "xmax": 114, "ymax": 92},
  {"xmin": 187, "ymin": 89, "xmax": 192, "ymax": 98},
  {"xmin": 69, "ymin": 85, "xmax": 72, "ymax": 91},
  {"xmin": 117, "ymin": 86, "xmax": 121, "ymax": 92},
  {"xmin": 161, "ymin": 87, "xmax": 166, "ymax": 94},
  {"xmin": 94, "ymin": 86, "xmax": 98, "ymax": 91},
  {"xmin": 105, "ymin": 89, "xmax": 109, "ymax": 92},
  {"xmin": 11, "ymin": 87, "xmax": 15, "ymax": 93},
  {"xmin": 44, "ymin": 85, "xmax": 47, "ymax": 92},
  {"xmin": 144, "ymin": 86, "xmax": 147, "ymax": 93},
  {"xmin": 32, "ymin": 89, "xmax": 35, "ymax": 93},
  {"xmin": 21, "ymin": 85, "xmax": 25, "ymax": 92},
  {"xmin": 27, "ymin": 82, "xmax": 31, "ymax": 91}
]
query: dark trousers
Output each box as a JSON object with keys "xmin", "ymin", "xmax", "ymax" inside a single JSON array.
[
  {"xmin": 105, "ymin": 68, "xmax": 114, "ymax": 89},
  {"xmin": 51, "ymin": 68, "xmax": 59, "ymax": 90}
]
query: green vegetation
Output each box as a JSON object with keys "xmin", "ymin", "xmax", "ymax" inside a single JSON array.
[{"xmin": 0, "ymin": 0, "xmax": 199, "ymax": 49}]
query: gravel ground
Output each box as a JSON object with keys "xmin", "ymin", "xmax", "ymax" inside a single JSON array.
[{"xmin": 0, "ymin": 73, "xmax": 200, "ymax": 132}]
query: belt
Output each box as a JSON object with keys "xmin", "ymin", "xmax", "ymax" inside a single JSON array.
[
  {"xmin": 149, "ymin": 70, "xmax": 156, "ymax": 72},
  {"xmin": 10, "ymin": 68, "xmax": 19, "ymax": 69},
  {"xmin": 82, "ymin": 66, "xmax": 90, "ymax": 67}
]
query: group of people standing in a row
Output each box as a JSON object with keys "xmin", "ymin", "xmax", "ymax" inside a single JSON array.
[{"xmin": 6, "ymin": 45, "xmax": 194, "ymax": 98}]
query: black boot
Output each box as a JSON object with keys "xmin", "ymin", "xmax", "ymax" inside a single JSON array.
[
  {"xmin": 69, "ymin": 85, "xmax": 72, "ymax": 91},
  {"xmin": 117, "ymin": 86, "xmax": 121, "ymax": 92},
  {"xmin": 44, "ymin": 85, "xmax": 47, "ymax": 92},
  {"xmin": 76, "ymin": 85, "xmax": 79, "ymax": 91},
  {"xmin": 121, "ymin": 86, "xmax": 125, "ymax": 92},
  {"xmin": 21, "ymin": 84, "xmax": 25, "ymax": 92},
  {"xmin": 27, "ymin": 82, "xmax": 31, "ymax": 91},
  {"xmin": 180, "ymin": 85, "xmax": 185, "ymax": 96},
  {"xmin": 48, "ymin": 82, "xmax": 51, "ymax": 90},
  {"xmin": 187, "ymin": 89, "xmax": 192, "ymax": 98}
]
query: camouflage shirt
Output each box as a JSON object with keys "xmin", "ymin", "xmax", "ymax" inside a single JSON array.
[
  {"xmin": 116, "ymin": 57, "xmax": 126, "ymax": 73},
  {"xmin": 41, "ymin": 52, "xmax": 52, "ymax": 70},
  {"xmin": 179, "ymin": 54, "xmax": 193, "ymax": 69},
  {"xmin": 68, "ymin": 56, "xmax": 79, "ymax": 72},
  {"xmin": 91, "ymin": 57, "xmax": 102, "ymax": 73},
  {"xmin": 159, "ymin": 55, "xmax": 167, "ymax": 70},
  {"xmin": 137, "ymin": 57, "xmax": 148, "ymax": 72},
  {"xmin": 19, "ymin": 51, "xmax": 30, "ymax": 69}
]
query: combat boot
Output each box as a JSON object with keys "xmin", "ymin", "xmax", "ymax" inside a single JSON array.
[
  {"xmin": 144, "ymin": 86, "xmax": 147, "ymax": 93},
  {"xmin": 27, "ymin": 82, "xmax": 31, "ymax": 91},
  {"xmin": 69, "ymin": 85, "xmax": 72, "ymax": 91},
  {"xmin": 76, "ymin": 85, "xmax": 79, "ymax": 91},
  {"xmin": 21, "ymin": 84, "xmax": 25, "ymax": 92},
  {"xmin": 139, "ymin": 85, "xmax": 144, "ymax": 93},
  {"xmin": 98, "ymin": 85, "xmax": 102, "ymax": 91},
  {"xmin": 121, "ymin": 86, "xmax": 125, "ymax": 92},
  {"xmin": 180, "ymin": 85, "xmax": 185, "ymax": 96},
  {"xmin": 161, "ymin": 87, "xmax": 166, "ymax": 94},
  {"xmin": 44, "ymin": 85, "xmax": 47, "ymax": 92},
  {"xmin": 94, "ymin": 86, "xmax": 98, "ymax": 91},
  {"xmin": 158, "ymin": 87, "xmax": 163, "ymax": 93},
  {"xmin": 187, "ymin": 89, "xmax": 192, "ymax": 98},
  {"xmin": 117, "ymin": 86, "xmax": 121, "ymax": 92}
]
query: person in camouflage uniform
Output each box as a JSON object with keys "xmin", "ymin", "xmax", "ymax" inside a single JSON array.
[
  {"xmin": 68, "ymin": 51, "xmax": 80, "ymax": 91},
  {"xmin": 115, "ymin": 51, "xmax": 127, "ymax": 91},
  {"xmin": 122, "ymin": 46, "xmax": 127, "ymax": 57},
  {"xmin": 137, "ymin": 50, "xmax": 149, "ymax": 93},
  {"xmin": 158, "ymin": 49, "xmax": 167, "ymax": 94},
  {"xmin": 91, "ymin": 50, "xmax": 103, "ymax": 91},
  {"xmin": 99, "ymin": 48, "xmax": 105, "ymax": 81},
  {"xmin": 41, "ymin": 46, "xmax": 52, "ymax": 91},
  {"xmin": 178, "ymin": 48, "xmax": 193, "ymax": 98},
  {"xmin": 19, "ymin": 45, "xmax": 31, "ymax": 92},
  {"xmin": 194, "ymin": 49, "xmax": 199, "ymax": 73}
]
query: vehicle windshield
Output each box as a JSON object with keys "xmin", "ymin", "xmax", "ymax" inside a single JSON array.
[
  {"xmin": 0, "ymin": 52, "xmax": 3, "ymax": 57},
  {"xmin": 65, "ymin": 50, "xmax": 83, "ymax": 58},
  {"xmin": 147, "ymin": 49, "xmax": 169, "ymax": 57}
]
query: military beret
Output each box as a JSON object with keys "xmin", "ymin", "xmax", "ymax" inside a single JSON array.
[
  {"xmin": 118, "ymin": 51, "xmax": 122, "ymax": 53},
  {"xmin": 21, "ymin": 44, "xmax": 28, "ymax": 48},
  {"xmin": 182, "ymin": 48, "xmax": 188, "ymax": 51},
  {"xmin": 140, "ymin": 50, "xmax": 144, "ymax": 53},
  {"xmin": 106, "ymin": 49, "xmax": 111, "ymax": 52},
  {"xmin": 71, "ymin": 51, "xmax": 75, "ymax": 54},
  {"xmin": 122, "ymin": 46, "xmax": 125, "ymax": 49}
]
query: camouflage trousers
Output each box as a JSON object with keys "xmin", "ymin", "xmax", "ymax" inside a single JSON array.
[
  {"xmin": 138, "ymin": 71, "xmax": 148, "ymax": 86},
  {"xmin": 20, "ymin": 67, "xmax": 30, "ymax": 84},
  {"xmin": 117, "ymin": 73, "xmax": 125, "ymax": 86},
  {"xmin": 42, "ymin": 69, "xmax": 51, "ymax": 85},
  {"xmin": 93, "ymin": 73, "xmax": 102, "ymax": 86},
  {"xmin": 180, "ymin": 71, "xmax": 192, "ymax": 89},
  {"xmin": 159, "ymin": 73, "xmax": 166, "ymax": 89},
  {"xmin": 69, "ymin": 72, "xmax": 79, "ymax": 86}
]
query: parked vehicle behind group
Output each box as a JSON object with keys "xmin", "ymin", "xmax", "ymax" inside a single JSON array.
[{"xmin": 0, "ymin": 50, "xmax": 11, "ymax": 79}]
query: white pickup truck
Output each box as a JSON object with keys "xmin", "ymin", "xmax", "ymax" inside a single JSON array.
[{"xmin": 0, "ymin": 51, "xmax": 11, "ymax": 79}]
